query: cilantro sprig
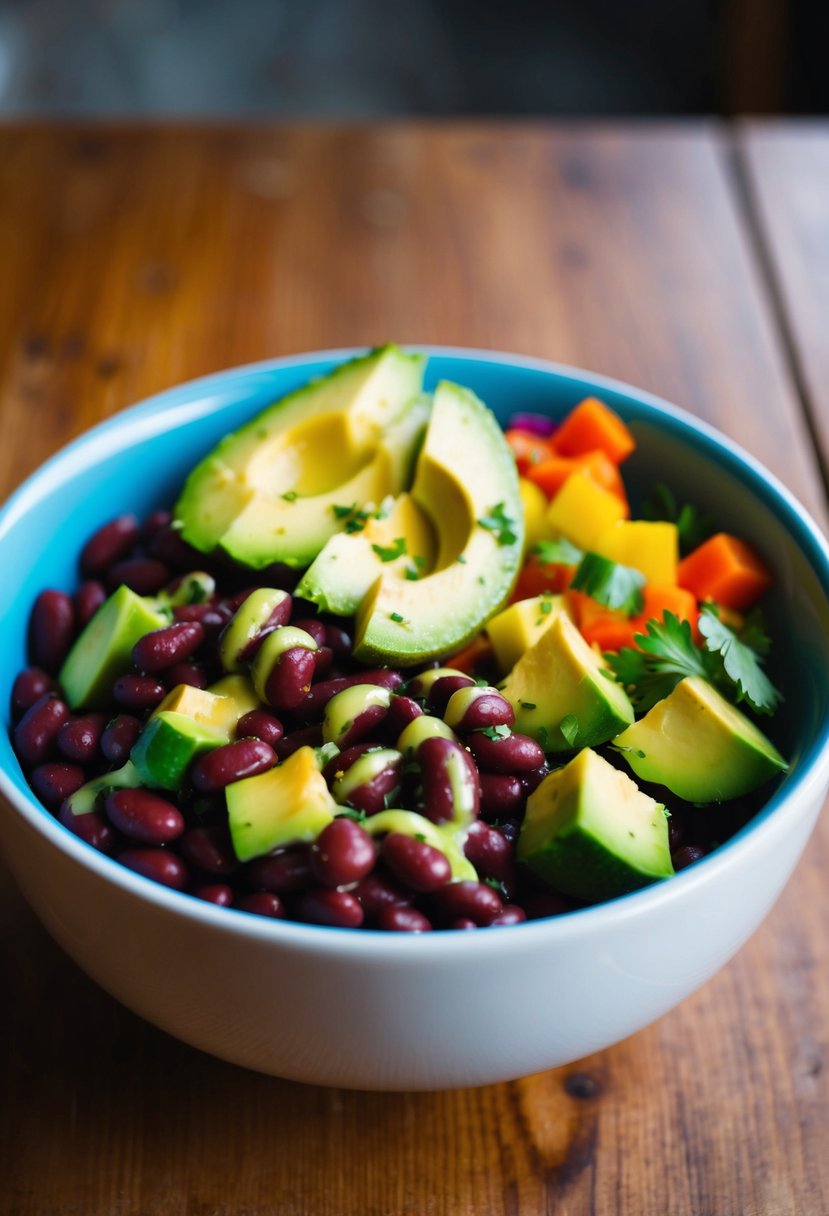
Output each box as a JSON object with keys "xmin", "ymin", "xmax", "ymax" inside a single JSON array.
[
  {"xmin": 570, "ymin": 552, "xmax": 646, "ymax": 616},
  {"xmin": 478, "ymin": 502, "xmax": 519, "ymax": 547},
  {"xmin": 606, "ymin": 609, "xmax": 782, "ymax": 716}
]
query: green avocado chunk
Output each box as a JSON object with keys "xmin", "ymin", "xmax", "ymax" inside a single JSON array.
[
  {"xmin": 517, "ymin": 748, "xmax": 674, "ymax": 903},
  {"xmin": 173, "ymin": 345, "xmax": 427, "ymax": 569},
  {"xmin": 353, "ymin": 380, "xmax": 524, "ymax": 665},
  {"xmin": 130, "ymin": 711, "xmax": 227, "ymax": 791},
  {"xmin": 500, "ymin": 613, "xmax": 635, "ymax": 753},
  {"xmin": 227, "ymin": 745, "xmax": 339, "ymax": 861},
  {"xmin": 613, "ymin": 675, "xmax": 788, "ymax": 802},
  {"xmin": 59, "ymin": 585, "xmax": 168, "ymax": 711}
]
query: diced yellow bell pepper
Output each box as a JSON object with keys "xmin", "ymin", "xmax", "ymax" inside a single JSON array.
[
  {"xmin": 486, "ymin": 594, "xmax": 571, "ymax": 673},
  {"xmin": 545, "ymin": 472, "xmax": 626, "ymax": 551},
  {"xmin": 518, "ymin": 477, "xmax": 550, "ymax": 553},
  {"xmin": 594, "ymin": 520, "xmax": 679, "ymax": 585}
]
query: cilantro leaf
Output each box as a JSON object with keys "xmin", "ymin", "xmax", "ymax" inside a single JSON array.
[
  {"xmin": 606, "ymin": 612, "xmax": 713, "ymax": 712},
  {"xmin": 532, "ymin": 537, "xmax": 583, "ymax": 567},
  {"xmin": 698, "ymin": 607, "xmax": 782, "ymax": 716},
  {"xmin": 281, "ymin": 490, "xmax": 299, "ymax": 502},
  {"xmin": 477, "ymin": 502, "xmax": 519, "ymax": 547},
  {"xmin": 372, "ymin": 536, "xmax": 408, "ymax": 563},
  {"xmin": 641, "ymin": 482, "xmax": 716, "ymax": 556},
  {"xmin": 570, "ymin": 552, "xmax": 646, "ymax": 616},
  {"xmin": 332, "ymin": 502, "xmax": 357, "ymax": 519},
  {"xmin": 559, "ymin": 714, "xmax": 579, "ymax": 747},
  {"xmin": 476, "ymin": 723, "xmax": 511, "ymax": 741},
  {"xmin": 336, "ymin": 808, "xmax": 367, "ymax": 824}
]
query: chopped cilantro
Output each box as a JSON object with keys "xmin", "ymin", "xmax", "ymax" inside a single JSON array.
[
  {"xmin": 332, "ymin": 502, "xmax": 357, "ymax": 519},
  {"xmin": 337, "ymin": 808, "xmax": 368, "ymax": 823},
  {"xmin": 519, "ymin": 700, "xmax": 537, "ymax": 710},
  {"xmin": 532, "ymin": 537, "xmax": 583, "ymax": 567},
  {"xmin": 372, "ymin": 536, "xmax": 408, "ymax": 563},
  {"xmin": 390, "ymin": 611, "xmax": 407, "ymax": 624},
  {"xmin": 414, "ymin": 832, "xmax": 427, "ymax": 843},
  {"xmin": 698, "ymin": 606, "xmax": 782, "ymax": 716},
  {"xmin": 559, "ymin": 714, "xmax": 579, "ymax": 747},
  {"xmin": 570, "ymin": 552, "xmax": 646, "ymax": 616},
  {"xmin": 281, "ymin": 490, "xmax": 299, "ymax": 502},
  {"xmin": 477, "ymin": 502, "xmax": 519, "ymax": 547},
  {"xmin": 457, "ymin": 553, "xmax": 467, "ymax": 564},
  {"xmin": 476, "ymin": 723, "xmax": 511, "ymax": 741}
]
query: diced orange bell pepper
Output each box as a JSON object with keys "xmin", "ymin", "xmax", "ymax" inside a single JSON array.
[
  {"xmin": 678, "ymin": 533, "xmax": 772, "ymax": 611},
  {"xmin": 504, "ymin": 428, "xmax": 554, "ymax": 476},
  {"xmin": 552, "ymin": 397, "xmax": 636, "ymax": 464},
  {"xmin": 568, "ymin": 584, "xmax": 699, "ymax": 651}
]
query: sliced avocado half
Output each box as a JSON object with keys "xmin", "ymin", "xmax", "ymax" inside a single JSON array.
[
  {"xmin": 353, "ymin": 381, "xmax": 524, "ymax": 665},
  {"xmin": 174, "ymin": 345, "xmax": 426, "ymax": 569},
  {"xmin": 613, "ymin": 675, "xmax": 788, "ymax": 802},
  {"xmin": 517, "ymin": 747, "xmax": 674, "ymax": 902}
]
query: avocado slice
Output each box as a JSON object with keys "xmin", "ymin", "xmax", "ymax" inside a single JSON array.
[
  {"xmin": 613, "ymin": 676, "xmax": 788, "ymax": 802},
  {"xmin": 227, "ymin": 745, "xmax": 338, "ymax": 861},
  {"xmin": 517, "ymin": 748, "xmax": 674, "ymax": 902},
  {"xmin": 59, "ymin": 585, "xmax": 169, "ymax": 711},
  {"xmin": 486, "ymin": 594, "xmax": 571, "ymax": 674},
  {"xmin": 295, "ymin": 491, "xmax": 436, "ymax": 615},
  {"xmin": 500, "ymin": 613, "xmax": 634, "ymax": 753},
  {"xmin": 174, "ymin": 345, "xmax": 426, "ymax": 569},
  {"xmin": 354, "ymin": 381, "xmax": 524, "ymax": 665}
]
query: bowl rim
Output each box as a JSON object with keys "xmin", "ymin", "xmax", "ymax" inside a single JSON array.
[{"xmin": 2, "ymin": 343, "xmax": 829, "ymax": 957}]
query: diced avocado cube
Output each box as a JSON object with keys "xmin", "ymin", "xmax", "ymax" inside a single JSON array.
[
  {"xmin": 517, "ymin": 748, "xmax": 674, "ymax": 902},
  {"xmin": 227, "ymin": 745, "xmax": 339, "ymax": 861},
  {"xmin": 130, "ymin": 710, "xmax": 226, "ymax": 791},
  {"xmin": 59, "ymin": 585, "xmax": 168, "ymax": 710},
  {"xmin": 613, "ymin": 676, "xmax": 788, "ymax": 802},
  {"xmin": 501, "ymin": 613, "xmax": 634, "ymax": 752}
]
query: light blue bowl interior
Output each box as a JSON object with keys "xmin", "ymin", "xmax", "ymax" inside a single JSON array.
[{"xmin": 2, "ymin": 348, "xmax": 829, "ymax": 883}]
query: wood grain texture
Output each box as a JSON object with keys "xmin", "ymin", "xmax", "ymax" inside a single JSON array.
[
  {"xmin": 738, "ymin": 122, "xmax": 829, "ymax": 482},
  {"xmin": 1, "ymin": 122, "xmax": 828, "ymax": 1216}
]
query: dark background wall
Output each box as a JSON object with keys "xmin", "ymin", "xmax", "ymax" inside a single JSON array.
[{"xmin": 0, "ymin": 0, "xmax": 826, "ymax": 116}]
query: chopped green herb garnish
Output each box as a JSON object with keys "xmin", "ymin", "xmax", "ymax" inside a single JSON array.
[
  {"xmin": 372, "ymin": 536, "xmax": 408, "ymax": 563},
  {"xmin": 532, "ymin": 537, "xmax": 583, "ymax": 567},
  {"xmin": 332, "ymin": 502, "xmax": 357, "ymax": 519},
  {"xmin": 390, "ymin": 611, "xmax": 407, "ymax": 624},
  {"xmin": 337, "ymin": 807, "xmax": 368, "ymax": 823},
  {"xmin": 519, "ymin": 700, "xmax": 537, "ymax": 710},
  {"xmin": 281, "ymin": 490, "xmax": 299, "ymax": 502},
  {"xmin": 698, "ymin": 606, "xmax": 782, "ymax": 715},
  {"xmin": 414, "ymin": 833, "xmax": 427, "ymax": 843},
  {"xmin": 559, "ymin": 714, "xmax": 579, "ymax": 747},
  {"xmin": 477, "ymin": 501, "xmax": 519, "ymax": 547},
  {"xmin": 457, "ymin": 553, "xmax": 467, "ymax": 564},
  {"xmin": 570, "ymin": 551, "xmax": 646, "ymax": 616},
  {"xmin": 476, "ymin": 723, "xmax": 511, "ymax": 741}
]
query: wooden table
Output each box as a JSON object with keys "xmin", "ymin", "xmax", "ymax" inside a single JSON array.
[{"xmin": 1, "ymin": 121, "xmax": 828, "ymax": 1215}]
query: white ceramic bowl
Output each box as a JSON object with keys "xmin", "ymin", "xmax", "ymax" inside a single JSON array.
[{"xmin": 2, "ymin": 348, "xmax": 828, "ymax": 1091}]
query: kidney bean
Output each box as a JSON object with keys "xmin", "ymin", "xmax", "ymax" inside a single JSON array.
[
  {"xmin": 236, "ymin": 709, "xmax": 283, "ymax": 747},
  {"xmin": 58, "ymin": 802, "xmax": 115, "ymax": 853},
  {"xmin": 100, "ymin": 713, "xmax": 142, "ymax": 764},
  {"xmin": 191, "ymin": 738, "xmax": 276, "ymax": 793},
  {"xmin": 672, "ymin": 845, "xmax": 707, "ymax": 871},
  {"xmin": 297, "ymin": 669, "xmax": 404, "ymax": 721},
  {"xmin": 28, "ymin": 589, "xmax": 75, "ymax": 673},
  {"xmin": 113, "ymin": 674, "xmax": 167, "ymax": 712},
  {"xmin": 147, "ymin": 523, "xmax": 203, "ymax": 570},
  {"xmin": 468, "ymin": 731, "xmax": 545, "ymax": 774},
  {"xmin": 220, "ymin": 589, "xmax": 294, "ymax": 670},
  {"xmin": 194, "ymin": 883, "xmax": 234, "ymax": 907},
  {"xmin": 430, "ymin": 880, "xmax": 502, "ymax": 927},
  {"xmin": 478, "ymin": 772, "xmax": 524, "ymax": 821},
  {"xmin": 323, "ymin": 683, "xmax": 392, "ymax": 749},
  {"xmin": 396, "ymin": 715, "xmax": 459, "ymax": 756},
  {"xmin": 142, "ymin": 508, "xmax": 172, "ymax": 540},
  {"xmin": 443, "ymin": 686, "xmax": 515, "ymax": 734},
  {"xmin": 381, "ymin": 832, "xmax": 452, "ymax": 893},
  {"xmin": 667, "ymin": 810, "xmax": 687, "ymax": 852},
  {"xmin": 324, "ymin": 623, "xmax": 352, "ymax": 658},
  {"xmin": 13, "ymin": 695, "xmax": 70, "ymax": 769},
  {"xmin": 80, "ymin": 514, "xmax": 140, "ymax": 576},
  {"xmin": 11, "ymin": 667, "xmax": 57, "ymax": 720},
  {"xmin": 331, "ymin": 749, "xmax": 402, "ymax": 817},
  {"xmin": 221, "ymin": 587, "xmax": 258, "ymax": 614},
  {"xmin": 248, "ymin": 847, "xmax": 312, "ymax": 893},
  {"xmin": 57, "ymin": 712, "xmax": 106, "ymax": 763},
  {"xmin": 521, "ymin": 891, "xmax": 576, "ymax": 919},
  {"xmin": 386, "ymin": 695, "xmax": 423, "ymax": 734},
  {"xmin": 418, "ymin": 736, "xmax": 480, "ymax": 824},
  {"xmin": 427, "ymin": 674, "xmax": 476, "ymax": 717},
  {"xmin": 273, "ymin": 723, "xmax": 323, "ymax": 760},
  {"xmin": 522, "ymin": 764, "xmax": 551, "ymax": 796},
  {"xmin": 262, "ymin": 646, "xmax": 318, "ymax": 713},
  {"xmin": 312, "ymin": 646, "xmax": 334, "ymax": 678},
  {"xmin": 105, "ymin": 788, "xmax": 185, "ymax": 845},
  {"xmin": 30, "ymin": 762, "xmax": 86, "ymax": 808},
  {"xmin": 118, "ymin": 847, "xmax": 189, "ymax": 890},
  {"xmin": 310, "ymin": 818, "xmax": 377, "ymax": 887},
  {"xmin": 492, "ymin": 904, "xmax": 527, "ymax": 926},
  {"xmin": 73, "ymin": 579, "xmax": 107, "ymax": 628},
  {"xmin": 106, "ymin": 557, "xmax": 171, "ymax": 595},
  {"xmin": 180, "ymin": 825, "xmax": 239, "ymax": 875},
  {"xmin": 450, "ymin": 918, "xmax": 478, "ymax": 931},
  {"xmin": 352, "ymin": 872, "xmax": 412, "ymax": 916},
  {"xmin": 291, "ymin": 617, "xmax": 327, "ymax": 646},
  {"xmin": 495, "ymin": 817, "xmax": 522, "ymax": 846},
  {"xmin": 162, "ymin": 661, "xmax": 207, "ymax": 690},
  {"xmin": 378, "ymin": 905, "xmax": 433, "ymax": 932},
  {"xmin": 238, "ymin": 892, "xmax": 286, "ymax": 918},
  {"xmin": 298, "ymin": 888, "xmax": 364, "ymax": 929},
  {"xmin": 132, "ymin": 621, "xmax": 205, "ymax": 673},
  {"xmin": 464, "ymin": 820, "xmax": 517, "ymax": 892},
  {"xmin": 173, "ymin": 603, "xmax": 227, "ymax": 632},
  {"xmin": 407, "ymin": 667, "xmax": 467, "ymax": 702}
]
